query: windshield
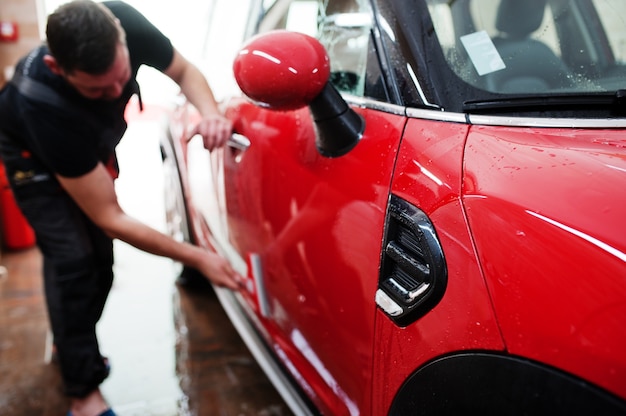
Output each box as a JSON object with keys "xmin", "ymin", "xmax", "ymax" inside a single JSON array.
[{"xmin": 427, "ymin": 0, "xmax": 626, "ymax": 95}]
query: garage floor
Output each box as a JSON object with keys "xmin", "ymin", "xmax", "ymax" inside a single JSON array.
[{"xmin": 0, "ymin": 110, "xmax": 293, "ymax": 416}]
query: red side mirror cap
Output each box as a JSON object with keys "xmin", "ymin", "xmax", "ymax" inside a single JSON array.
[{"xmin": 233, "ymin": 30, "xmax": 330, "ymax": 111}]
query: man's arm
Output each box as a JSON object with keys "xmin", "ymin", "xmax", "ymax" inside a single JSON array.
[
  {"xmin": 56, "ymin": 163, "xmax": 241, "ymax": 290},
  {"xmin": 163, "ymin": 49, "xmax": 232, "ymax": 150}
]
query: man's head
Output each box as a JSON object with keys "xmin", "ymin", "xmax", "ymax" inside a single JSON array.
[{"xmin": 44, "ymin": 0, "xmax": 131, "ymax": 100}]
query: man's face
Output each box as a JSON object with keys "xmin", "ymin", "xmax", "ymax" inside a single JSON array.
[{"xmin": 64, "ymin": 42, "xmax": 132, "ymax": 100}]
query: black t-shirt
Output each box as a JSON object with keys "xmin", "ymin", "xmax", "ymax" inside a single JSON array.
[{"xmin": 0, "ymin": 1, "xmax": 174, "ymax": 179}]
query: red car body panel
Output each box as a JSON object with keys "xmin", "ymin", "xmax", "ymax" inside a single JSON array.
[
  {"xmin": 371, "ymin": 119, "xmax": 506, "ymax": 414},
  {"xmin": 220, "ymin": 101, "xmax": 407, "ymax": 414},
  {"xmin": 463, "ymin": 126, "xmax": 626, "ymax": 399},
  {"xmin": 174, "ymin": 100, "xmax": 626, "ymax": 413}
]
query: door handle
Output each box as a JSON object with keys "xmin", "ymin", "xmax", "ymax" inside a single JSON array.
[{"xmin": 228, "ymin": 133, "xmax": 251, "ymax": 151}]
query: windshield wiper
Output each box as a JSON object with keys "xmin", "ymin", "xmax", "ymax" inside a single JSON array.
[{"xmin": 463, "ymin": 90, "xmax": 626, "ymax": 113}]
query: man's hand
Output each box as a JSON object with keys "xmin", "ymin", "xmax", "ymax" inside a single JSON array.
[
  {"xmin": 194, "ymin": 249, "xmax": 242, "ymax": 290},
  {"xmin": 190, "ymin": 113, "xmax": 233, "ymax": 151},
  {"xmin": 164, "ymin": 50, "xmax": 232, "ymax": 151}
]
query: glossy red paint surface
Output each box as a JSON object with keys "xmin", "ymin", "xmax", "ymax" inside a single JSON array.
[
  {"xmin": 233, "ymin": 30, "xmax": 330, "ymax": 111},
  {"xmin": 463, "ymin": 126, "xmax": 626, "ymax": 399},
  {"xmin": 222, "ymin": 100, "xmax": 406, "ymax": 415},
  {"xmin": 372, "ymin": 119, "xmax": 506, "ymax": 414},
  {"xmin": 174, "ymin": 95, "xmax": 626, "ymax": 413}
]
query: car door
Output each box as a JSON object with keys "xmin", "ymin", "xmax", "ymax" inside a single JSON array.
[{"xmin": 215, "ymin": 1, "xmax": 407, "ymax": 413}]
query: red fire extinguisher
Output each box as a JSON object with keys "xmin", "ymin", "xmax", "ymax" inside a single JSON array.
[{"xmin": 0, "ymin": 161, "xmax": 36, "ymax": 250}]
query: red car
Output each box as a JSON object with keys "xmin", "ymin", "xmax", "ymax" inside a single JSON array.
[{"xmin": 160, "ymin": 0, "xmax": 626, "ymax": 414}]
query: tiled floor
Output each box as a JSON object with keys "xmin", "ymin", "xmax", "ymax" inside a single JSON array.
[
  {"xmin": 0, "ymin": 115, "xmax": 293, "ymax": 416},
  {"xmin": 0, "ymin": 247, "xmax": 292, "ymax": 416}
]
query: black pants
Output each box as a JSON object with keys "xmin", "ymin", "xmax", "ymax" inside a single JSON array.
[{"xmin": 12, "ymin": 180, "xmax": 113, "ymax": 398}]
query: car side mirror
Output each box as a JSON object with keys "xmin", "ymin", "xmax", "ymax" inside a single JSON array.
[{"xmin": 233, "ymin": 30, "xmax": 364, "ymax": 157}]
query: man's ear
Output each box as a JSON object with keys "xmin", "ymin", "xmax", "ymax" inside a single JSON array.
[{"xmin": 43, "ymin": 54, "xmax": 63, "ymax": 75}]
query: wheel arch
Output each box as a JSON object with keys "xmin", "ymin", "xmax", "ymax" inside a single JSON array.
[{"xmin": 389, "ymin": 351, "xmax": 626, "ymax": 415}]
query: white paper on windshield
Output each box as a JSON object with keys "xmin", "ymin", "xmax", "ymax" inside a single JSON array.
[{"xmin": 460, "ymin": 30, "xmax": 506, "ymax": 76}]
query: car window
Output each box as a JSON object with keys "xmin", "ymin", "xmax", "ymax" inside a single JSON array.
[
  {"xmin": 256, "ymin": 0, "xmax": 376, "ymax": 97},
  {"xmin": 258, "ymin": 0, "xmax": 318, "ymax": 35},
  {"xmin": 427, "ymin": 0, "xmax": 626, "ymax": 94},
  {"xmin": 593, "ymin": 0, "xmax": 626, "ymax": 63},
  {"xmin": 468, "ymin": 0, "xmax": 560, "ymax": 54},
  {"xmin": 317, "ymin": 1, "xmax": 373, "ymax": 95}
]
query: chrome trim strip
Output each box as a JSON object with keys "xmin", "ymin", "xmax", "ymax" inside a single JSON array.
[
  {"xmin": 344, "ymin": 95, "xmax": 626, "ymax": 128},
  {"xmin": 248, "ymin": 253, "xmax": 271, "ymax": 317},
  {"xmin": 344, "ymin": 95, "xmax": 406, "ymax": 116},
  {"xmin": 214, "ymin": 287, "xmax": 315, "ymax": 416},
  {"xmin": 375, "ymin": 289, "xmax": 403, "ymax": 316},
  {"xmin": 467, "ymin": 114, "xmax": 626, "ymax": 128},
  {"xmin": 405, "ymin": 65, "xmax": 440, "ymax": 109},
  {"xmin": 406, "ymin": 107, "xmax": 468, "ymax": 123}
]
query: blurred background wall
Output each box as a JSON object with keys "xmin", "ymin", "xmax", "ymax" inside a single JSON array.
[{"xmin": 0, "ymin": 0, "xmax": 44, "ymax": 86}]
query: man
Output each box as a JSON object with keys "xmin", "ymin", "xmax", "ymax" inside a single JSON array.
[{"xmin": 0, "ymin": 1, "xmax": 241, "ymax": 415}]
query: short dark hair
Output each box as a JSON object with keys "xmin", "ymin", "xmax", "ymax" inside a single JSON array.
[{"xmin": 46, "ymin": 0, "xmax": 122, "ymax": 74}]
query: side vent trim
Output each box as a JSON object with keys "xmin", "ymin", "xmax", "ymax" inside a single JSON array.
[{"xmin": 377, "ymin": 195, "xmax": 447, "ymax": 327}]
